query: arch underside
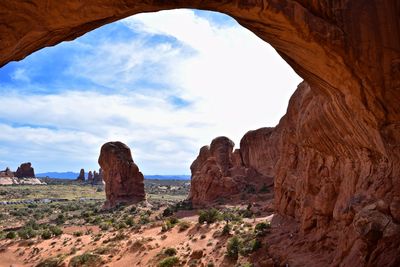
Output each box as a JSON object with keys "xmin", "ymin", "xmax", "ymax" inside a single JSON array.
[{"xmin": 1, "ymin": 0, "xmax": 399, "ymax": 265}]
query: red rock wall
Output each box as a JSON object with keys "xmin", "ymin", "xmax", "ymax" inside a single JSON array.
[{"xmin": 0, "ymin": 0, "xmax": 399, "ymax": 265}]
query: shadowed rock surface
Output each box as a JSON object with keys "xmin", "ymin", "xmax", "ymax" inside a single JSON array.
[
  {"xmin": 0, "ymin": 1, "xmax": 399, "ymax": 265},
  {"xmin": 98, "ymin": 142, "xmax": 145, "ymax": 209},
  {"xmin": 15, "ymin": 163, "xmax": 35, "ymax": 178}
]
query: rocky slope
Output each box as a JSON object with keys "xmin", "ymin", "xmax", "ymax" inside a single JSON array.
[
  {"xmin": 98, "ymin": 142, "xmax": 145, "ymax": 209},
  {"xmin": 0, "ymin": 0, "xmax": 399, "ymax": 265}
]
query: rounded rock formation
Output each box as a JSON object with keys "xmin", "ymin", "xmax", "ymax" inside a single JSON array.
[
  {"xmin": 98, "ymin": 142, "xmax": 145, "ymax": 209},
  {"xmin": 189, "ymin": 136, "xmax": 273, "ymax": 207},
  {"xmin": 15, "ymin": 162, "xmax": 35, "ymax": 178}
]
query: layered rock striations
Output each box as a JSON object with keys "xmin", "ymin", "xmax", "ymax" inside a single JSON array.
[
  {"xmin": 189, "ymin": 136, "xmax": 273, "ymax": 207},
  {"xmin": 98, "ymin": 142, "xmax": 145, "ymax": 209},
  {"xmin": 0, "ymin": 1, "xmax": 399, "ymax": 266}
]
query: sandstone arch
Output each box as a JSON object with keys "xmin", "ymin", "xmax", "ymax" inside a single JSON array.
[{"xmin": 1, "ymin": 1, "xmax": 399, "ymax": 266}]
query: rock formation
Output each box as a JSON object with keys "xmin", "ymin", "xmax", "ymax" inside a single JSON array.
[
  {"xmin": 87, "ymin": 171, "xmax": 93, "ymax": 184},
  {"xmin": 98, "ymin": 142, "xmax": 145, "ymax": 209},
  {"xmin": 189, "ymin": 136, "xmax": 273, "ymax": 207},
  {"xmin": 76, "ymin": 168, "xmax": 85, "ymax": 182},
  {"xmin": 0, "ymin": 1, "xmax": 399, "ymax": 265},
  {"xmin": 93, "ymin": 169, "xmax": 104, "ymax": 185},
  {"xmin": 15, "ymin": 162, "xmax": 35, "ymax": 178},
  {"xmin": 0, "ymin": 167, "xmax": 14, "ymax": 178}
]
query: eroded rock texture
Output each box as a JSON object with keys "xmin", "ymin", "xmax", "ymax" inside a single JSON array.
[
  {"xmin": 189, "ymin": 136, "xmax": 273, "ymax": 207},
  {"xmin": 1, "ymin": 0, "xmax": 399, "ymax": 266},
  {"xmin": 98, "ymin": 142, "xmax": 145, "ymax": 209},
  {"xmin": 15, "ymin": 162, "xmax": 35, "ymax": 178}
]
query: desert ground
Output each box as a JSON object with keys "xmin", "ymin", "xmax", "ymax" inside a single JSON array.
[{"xmin": 0, "ymin": 181, "xmax": 281, "ymax": 267}]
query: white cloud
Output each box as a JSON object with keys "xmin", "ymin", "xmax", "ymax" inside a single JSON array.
[
  {"xmin": 0, "ymin": 9, "xmax": 301, "ymax": 174},
  {"xmin": 11, "ymin": 68, "xmax": 30, "ymax": 82}
]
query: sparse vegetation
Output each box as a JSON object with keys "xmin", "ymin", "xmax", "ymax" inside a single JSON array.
[
  {"xmin": 226, "ymin": 236, "xmax": 241, "ymax": 260},
  {"xmin": 158, "ymin": 256, "xmax": 179, "ymax": 267},
  {"xmin": 69, "ymin": 253, "xmax": 103, "ymax": 267},
  {"xmin": 36, "ymin": 254, "xmax": 66, "ymax": 267},
  {"xmin": 198, "ymin": 208, "xmax": 221, "ymax": 224}
]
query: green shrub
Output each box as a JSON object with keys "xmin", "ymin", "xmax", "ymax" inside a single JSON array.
[
  {"xmin": 50, "ymin": 226, "xmax": 63, "ymax": 236},
  {"xmin": 164, "ymin": 247, "xmax": 177, "ymax": 256},
  {"xmin": 36, "ymin": 254, "xmax": 66, "ymax": 267},
  {"xmin": 69, "ymin": 253, "xmax": 102, "ymax": 267},
  {"xmin": 198, "ymin": 209, "xmax": 221, "ymax": 224},
  {"xmin": 178, "ymin": 221, "xmax": 190, "ymax": 232},
  {"xmin": 73, "ymin": 231, "xmax": 83, "ymax": 237},
  {"xmin": 125, "ymin": 217, "xmax": 135, "ymax": 227},
  {"xmin": 41, "ymin": 230, "xmax": 52, "ymax": 240},
  {"xmin": 226, "ymin": 236, "xmax": 241, "ymax": 260},
  {"xmin": 240, "ymin": 239, "xmax": 261, "ymax": 256},
  {"xmin": 18, "ymin": 227, "xmax": 37, "ymax": 239},
  {"xmin": 6, "ymin": 231, "xmax": 16, "ymax": 239},
  {"xmin": 222, "ymin": 223, "xmax": 231, "ymax": 235},
  {"xmin": 158, "ymin": 256, "xmax": 179, "ymax": 267},
  {"xmin": 254, "ymin": 222, "xmax": 271, "ymax": 236},
  {"xmin": 162, "ymin": 207, "xmax": 174, "ymax": 217},
  {"xmin": 161, "ymin": 220, "xmax": 173, "ymax": 232}
]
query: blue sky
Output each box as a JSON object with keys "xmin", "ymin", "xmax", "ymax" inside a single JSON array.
[{"xmin": 0, "ymin": 9, "xmax": 301, "ymax": 174}]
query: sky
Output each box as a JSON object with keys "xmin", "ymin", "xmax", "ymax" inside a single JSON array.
[{"xmin": 0, "ymin": 9, "xmax": 301, "ymax": 174}]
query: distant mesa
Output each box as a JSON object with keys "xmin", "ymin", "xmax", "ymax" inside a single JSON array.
[
  {"xmin": 99, "ymin": 141, "xmax": 145, "ymax": 209},
  {"xmin": 0, "ymin": 162, "xmax": 45, "ymax": 185},
  {"xmin": 188, "ymin": 135, "xmax": 273, "ymax": 207}
]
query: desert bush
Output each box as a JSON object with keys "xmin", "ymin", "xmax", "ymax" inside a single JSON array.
[
  {"xmin": 6, "ymin": 231, "xmax": 16, "ymax": 239},
  {"xmin": 100, "ymin": 223, "xmax": 110, "ymax": 231},
  {"xmin": 125, "ymin": 217, "xmax": 135, "ymax": 227},
  {"xmin": 164, "ymin": 247, "xmax": 177, "ymax": 256},
  {"xmin": 198, "ymin": 209, "xmax": 221, "ymax": 224},
  {"xmin": 41, "ymin": 230, "xmax": 52, "ymax": 240},
  {"xmin": 178, "ymin": 221, "xmax": 190, "ymax": 232},
  {"xmin": 162, "ymin": 207, "xmax": 174, "ymax": 217},
  {"xmin": 222, "ymin": 223, "xmax": 231, "ymax": 235},
  {"xmin": 226, "ymin": 236, "xmax": 241, "ymax": 260},
  {"xmin": 18, "ymin": 227, "xmax": 37, "ymax": 239},
  {"xmin": 73, "ymin": 231, "xmax": 83, "ymax": 237},
  {"xmin": 55, "ymin": 214, "xmax": 66, "ymax": 225},
  {"xmin": 36, "ymin": 254, "xmax": 66, "ymax": 267},
  {"xmin": 221, "ymin": 211, "xmax": 242, "ymax": 223},
  {"xmin": 240, "ymin": 239, "xmax": 261, "ymax": 256},
  {"xmin": 158, "ymin": 256, "xmax": 179, "ymax": 267},
  {"xmin": 49, "ymin": 226, "xmax": 63, "ymax": 236},
  {"xmin": 69, "ymin": 253, "xmax": 102, "ymax": 267},
  {"xmin": 139, "ymin": 214, "xmax": 150, "ymax": 225},
  {"xmin": 254, "ymin": 222, "xmax": 271, "ymax": 236}
]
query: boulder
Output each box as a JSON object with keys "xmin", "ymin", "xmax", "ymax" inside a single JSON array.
[{"xmin": 98, "ymin": 142, "xmax": 145, "ymax": 209}]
